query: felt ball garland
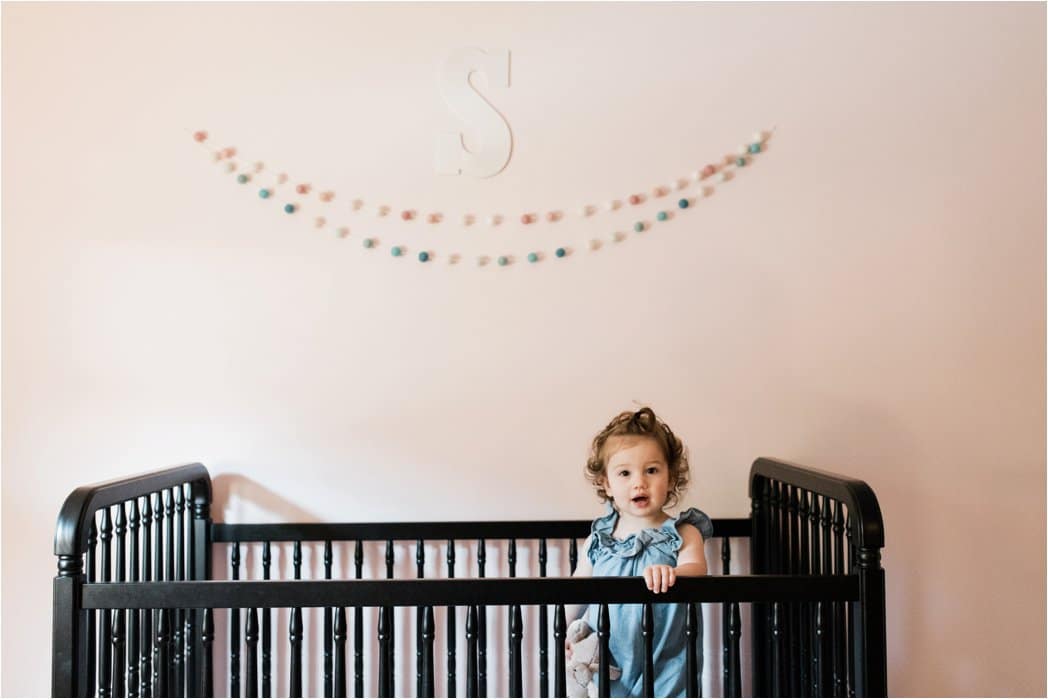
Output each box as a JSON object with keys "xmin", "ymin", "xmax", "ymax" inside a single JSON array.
[{"xmin": 194, "ymin": 128, "xmax": 772, "ymax": 268}]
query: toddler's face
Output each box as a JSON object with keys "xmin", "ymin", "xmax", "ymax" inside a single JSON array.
[{"xmin": 600, "ymin": 436, "xmax": 671, "ymax": 517}]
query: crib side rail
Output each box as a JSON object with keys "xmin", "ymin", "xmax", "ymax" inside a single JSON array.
[
  {"xmin": 749, "ymin": 457, "xmax": 886, "ymax": 698},
  {"xmin": 80, "ymin": 575, "xmax": 859, "ymax": 698},
  {"xmin": 81, "ymin": 574, "xmax": 858, "ymax": 609},
  {"xmin": 53, "ymin": 463, "xmax": 213, "ymax": 698},
  {"xmin": 211, "ymin": 517, "xmax": 752, "ymax": 543}
]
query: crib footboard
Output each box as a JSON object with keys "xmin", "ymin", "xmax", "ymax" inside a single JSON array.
[
  {"xmin": 750, "ymin": 457, "xmax": 887, "ymax": 697},
  {"xmin": 52, "ymin": 463, "xmax": 212, "ymax": 698}
]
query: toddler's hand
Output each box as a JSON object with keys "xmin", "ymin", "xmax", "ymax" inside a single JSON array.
[{"xmin": 643, "ymin": 564, "xmax": 676, "ymax": 593}]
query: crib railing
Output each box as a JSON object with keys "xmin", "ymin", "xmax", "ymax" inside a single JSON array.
[{"xmin": 53, "ymin": 458, "xmax": 886, "ymax": 698}]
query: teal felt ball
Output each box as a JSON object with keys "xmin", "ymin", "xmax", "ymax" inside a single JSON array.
[
  {"xmin": 748, "ymin": 143, "xmax": 761, "ymax": 154},
  {"xmin": 497, "ymin": 256, "xmax": 509, "ymax": 266},
  {"xmin": 418, "ymin": 251, "xmax": 430, "ymax": 262},
  {"xmin": 259, "ymin": 189, "xmax": 270, "ymax": 199},
  {"xmin": 656, "ymin": 211, "xmax": 668, "ymax": 222},
  {"xmin": 363, "ymin": 238, "xmax": 374, "ymax": 249},
  {"xmin": 237, "ymin": 174, "xmax": 249, "ymax": 184},
  {"xmin": 284, "ymin": 203, "xmax": 296, "ymax": 214},
  {"xmin": 634, "ymin": 221, "xmax": 645, "ymax": 233},
  {"xmin": 735, "ymin": 157, "xmax": 747, "ymax": 167},
  {"xmin": 678, "ymin": 199, "xmax": 689, "ymax": 209},
  {"xmin": 391, "ymin": 246, "xmax": 402, "ymax": 257},
  {"xmin": 555, "ymin": 247, "xmax": 566, "ymax": 258},
  {"xmin": 528, "ymin": 252, "xmax": 538, "ymax": 263}
]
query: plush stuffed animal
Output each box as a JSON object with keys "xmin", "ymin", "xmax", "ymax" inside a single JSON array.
[{"xmin": 565, "ymin": 619, "xmax": 622, "ymax": 698}]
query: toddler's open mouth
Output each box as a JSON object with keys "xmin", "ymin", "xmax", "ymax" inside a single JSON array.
[{"xmin": 631, "ymin": 495, "xmax": 650, "ymax": 506}]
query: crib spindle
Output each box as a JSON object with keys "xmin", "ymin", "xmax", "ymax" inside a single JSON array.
[
  {"xmin": 128, "ymin": 501, "xmax": 140, "ymax": 699},
  {"xmin": 200, "ymin": 609, "xmax": 214, "ymax": 698},
  {"xmin": 422, "ymin": 606, "xmax": 435, "ymax": 698},
  {"xmin": 727, "ymin": 602, "xmax": 742, "ymax": 698},
  {"xmin": 568, "ymin": 538, "xmax": 578, "ymax": 574},
  {"xmin": 384, "ymin": 540, "xmax": 394, "ymax": 698},
  {"xmin": 721, "ymin": 536, "xmax": 731, "ymax": 696},
  {"xmin": 799, "ymin": 491, "xmax": 812, "ymax": 698},
  {"xmin": 112, "ymin": 610, "xmax": 126, "ymax": 699},
  {"xmin": 477, "ymin": 539, "xmax": 487, "ymax": 698},
  {"xmin": 553, "ymin": 605, "xmax": 566, "ymax": 699},
  {"xmin": 845, "ymin": 515, "xmax": 856, "ymax": 699},
  {"xmin": 814, "ymin": 602, "xmax": 830, "ymax": 697},
  {"xmin": 100, "ymin": 507, "xmax": 113, "ymax": 699},
  {"xmin": 447, "ymin": 540, "xmax": 457, "ymax": 698},
  {"xmin": 596, "ymin": 604, "xmax": 610, "ymax": 698},
  {"xmin": 262, "ymin": 541, "xmax": 272, "ymax": 699},
  {"xmin": 333, "ymin": 607, "xmax": 348, "ymax": 699},
  {"xmin": 378, "ymin": 606, "xmax": 391, "ymax": 699},
  {"xmin": 416, "ymin": 539, "xmax": 425, "ymax": 698},
  {"xmin": 809, "ymin": 494, "xmax": 823, "ymax": 697},
  {"xmin": 685, "ymin": 602, "xmax": 699, "ymax": 698},
  {"xmin": 155, "ymin": 610, "xmax": 170, "ymax": 699},
  {"xmin": 751, "ymin": 478, "xmax": 769, "ymax": 698},
  {"xmin": 292, "ymin": 541, "xmax": 304, "ymax": 697},
  {"xmin": 113, "ymin": 503, "xmax": 127, "ymax": 698},
  {"xmin": 139, "ymin": 498, "xmax": 152, "ymax": 699},
  {"xmin": 766, "ymin": 483, "xmax": 781, "ymax": 697},
  {"xmin": 151, "ymin": 494, "xmax": 163, "ymax": 696},
  {"xmin": 788, "ymin": 486, "xmax": 801, "ymax": 698},
  {"xmin": 466, "ymin": 605, "xmax": 478, "ymax": 699},
  {"xmin": 508, "ymin": 538, "xmax": 519, "ymax": 697},
  {"xmin": 185, "ymin": 486, "xmax": 199, "ymax": 699},
  {"xmin": 642, "ymin": 602, "xmax": 654, "ymax": 697},
  {"xmin": 289, "ymin": 607, "xmax": 303, "ymax": 698},
  {"xmin": 831, "ymin": 501, "xmax": 845, "ymax": 698},
  {"xmin": 157, "ymin": 494, "xmax": 169, "ymax": 695},
  {"xmin": 245, "ymin": 608, "xmax": 259, "ymax": 698},
  {"xmin": 508, "ymin": 604, "xmax": 523, "ymax": 698},
  {"xmin": 772, "ymin": 602, "xmax": 784, "ymax": 697},
  {"xmin": 230, "ymin": 541, "xmax": 241, "ymax": 699},
  {"xmin": 354, "ymin": 541, "xmax": 363, "ymax": 699},
  {"xmin": 325, "ymin": 540, "xmax": 333, "ymax": 699},
  {"xmin": 538, "ymin": 538, "xmax": 548, "ymax": 698},
  {"xmin": 174, "ymin": 487, "xmax": 186, "ymax": 699}
]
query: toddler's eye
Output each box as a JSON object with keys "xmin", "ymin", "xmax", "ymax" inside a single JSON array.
[
  {"xmin": 617, "ymin": 470, "xmax": 629, "ymax": 477},
  {"xmin": 647, "ymin": 467, "xmax": 659, "ymax": 474}
]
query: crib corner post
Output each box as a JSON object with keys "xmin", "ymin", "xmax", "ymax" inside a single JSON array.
[
  {"xmin": 749, "ymin": 475, "xmax": 769, "ymax": 698},
  {"xmin": 854, "ymin": 547, "xmax": 887, "ymax": 697},
  {"xmin": 53, "ymin": 554, "xmax": 89, "ymax": 698}
]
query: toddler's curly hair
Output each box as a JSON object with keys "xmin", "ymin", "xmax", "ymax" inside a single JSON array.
[{"xmin": 585, "ymin": 407, "xmax": 690, "ymax": 508}]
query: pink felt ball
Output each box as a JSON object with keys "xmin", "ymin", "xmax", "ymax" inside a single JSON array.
[{"xmin": 193, "ymin": 131, "xmax": 208, "ymax": 142}]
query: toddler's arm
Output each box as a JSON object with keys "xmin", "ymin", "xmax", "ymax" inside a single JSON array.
[
  {"xmin": 673, "ymin": 522, "xmax": 708, "ymax": 577},
  {"xmin": 643, "ymin": 523, "xmax": 708, "ymax": 593}
]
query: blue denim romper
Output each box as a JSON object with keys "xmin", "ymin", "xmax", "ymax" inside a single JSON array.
[{"xmin": 584, "ymin": 506, "xmax": 714, "ymax": 697}]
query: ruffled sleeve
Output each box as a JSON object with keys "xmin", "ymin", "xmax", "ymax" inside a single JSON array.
[
  {"xmin": 586, "ymin": 505, "xmax": 619, "ymax": 564},
  {"xmin": 675, "ymin": 507, "xmax": 714, "ymax": 542}
]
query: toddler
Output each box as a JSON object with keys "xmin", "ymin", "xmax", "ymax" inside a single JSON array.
[{"xmin": 568, "ymin": 407, "xmax": 712, "ymax": 697}]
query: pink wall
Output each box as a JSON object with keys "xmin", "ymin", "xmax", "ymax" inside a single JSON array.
[{"xmin": 3, "ymin": 2, "xmax": 1045, "ymax": 696}]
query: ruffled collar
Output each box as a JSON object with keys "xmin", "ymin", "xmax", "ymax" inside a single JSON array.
[{"xmin": 588, "ymin": 503, "xmax": 688, "ymax": 560}]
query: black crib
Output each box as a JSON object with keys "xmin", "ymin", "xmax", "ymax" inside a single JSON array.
[{"xmin": 52, "ymin": 458, "xmax": 886, "ymax": 698}]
